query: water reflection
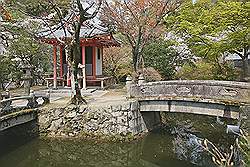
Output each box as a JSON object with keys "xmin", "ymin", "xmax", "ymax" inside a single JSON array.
[
  {"xmin": 0, "ymin": 131, "xmax": 200, "ymax": 167},
  {"xmin": 0, "ymin": 120, "xmax": 37, "ymax": 157},
  {"xmin": 0, "ymin": 113, "xmax": 236, "ymax": 167}
]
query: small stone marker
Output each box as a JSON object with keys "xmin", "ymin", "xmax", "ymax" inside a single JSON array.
[{"xmin": 138, "ymin": 74, "xmax": 145, "ymax": 86}]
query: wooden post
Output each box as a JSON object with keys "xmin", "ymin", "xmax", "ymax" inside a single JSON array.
[
  {"xmin": 59, "ymin": 45, "xmax": 63, "ymax": 79},
  {"xmin": 53, "ymin": 45, "xmax": 57, "ymax": 89},
  {"xmin": 92, "ymin": 46, "xmax": 96, "ymax": 79},
  {"xmin": 101, "ymin": 47, "xmax": 103, "ymax": 75},
  {"xmin": 82, "ymin": 46, "xmax": 86, "ymax": 89},
  {"xmin": 67, "ymin": 65, "xmax": 71, "ymax": 87}
]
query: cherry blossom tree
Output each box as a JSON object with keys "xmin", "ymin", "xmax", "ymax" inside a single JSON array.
[{"xmin": 101, "ymin": 0, "xmax": 181, "ymax": 72}]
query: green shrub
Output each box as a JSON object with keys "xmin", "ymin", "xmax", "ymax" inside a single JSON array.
[
  {"xmin": 143, "ymin": 40, "xmax": 182, "ymax": 80},
  {"xmin": 176, "ymin": 61, "xmax": 240, "ymax": 81}
]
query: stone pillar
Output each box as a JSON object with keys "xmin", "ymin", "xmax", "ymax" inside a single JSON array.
[
  {"xmin": 5, "ymin": 89, "xmax": 10, "ymax": 98},
  {"xmin": 46, "ymin": 91, "xmax": 50, "ymax": 103},
  {"xmin": 27, "ymin": 89, "xmax": 37, "ymax": 108},
  {"xmin": 30, "ymin": 90, "xmax": 35, "ymax": 99},
  {"xmin": 138, "ymin": 74, "xmax": 145, "ymax": 86},
  {"xmin": 126, "ymin": 75, "xmax": 132, "ymax": 97}
]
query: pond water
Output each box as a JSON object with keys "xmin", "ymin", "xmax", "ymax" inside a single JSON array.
[{"xmin": 0, "ymin": 113, "xmax": 236, "ymax": 167}]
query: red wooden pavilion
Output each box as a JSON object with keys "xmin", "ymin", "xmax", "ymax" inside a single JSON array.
[{"xmin": 39, "ymin": 21, "xmax": 120, "ymax": 89}]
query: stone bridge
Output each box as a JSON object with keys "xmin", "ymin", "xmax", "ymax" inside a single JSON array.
[
  {"xmin": 0, "ymin": 93, "xmax": 49, "ymax": 131},
  {"xmin": 127, "ymin": 79, "xmax": 250, "ymax": 120}
]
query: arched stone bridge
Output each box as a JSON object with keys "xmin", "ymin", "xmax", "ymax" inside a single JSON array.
[
  {"xmin": 0, "ymin": 94, "xmax": 49, "ymax": 131},
  {"xmin": 127, "ymin": 80, "xmax": 250, "ymax": 119}
]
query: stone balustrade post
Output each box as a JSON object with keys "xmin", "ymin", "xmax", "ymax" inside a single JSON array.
[
  {"xmin": 6, "ymin": 89, "xmax": 10, "ymax": 98},
  {"xmin": 138, "ymin": 74, "xmax": 145, "ymax": 86},
  {"xmin": 30, "ymin": 90, "xmax": 35, "ymax": 97},
  {"xmin": 28, "ymin": 90, "xmax": 38, "ymax": 108},
  {"xmin": 45, "ymin": 92, "xmax": 50, "ymax": 104},
  {"xmin": 126, "ymin": 75, "xmax": 132, "ymax": 97}
]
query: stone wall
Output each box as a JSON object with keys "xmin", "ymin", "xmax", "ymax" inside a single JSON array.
[
  {"xmin": 38, "ymin": 101, "xmax": 149, "ymax": 139},
  {"xmin": 241, "ymin": 105, "xmax": 250, "ymax": 133}
]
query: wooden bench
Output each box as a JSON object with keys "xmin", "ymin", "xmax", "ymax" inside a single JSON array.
[{"xmin": 86, "ymin": 77, "xmax": 114, "ymax": 89}]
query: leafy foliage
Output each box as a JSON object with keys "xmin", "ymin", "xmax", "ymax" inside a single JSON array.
[
  {"xmin": 0, "ymin": 55, "xmax": 22, "ymax": 89},
  {"xmin": 165, "ymin": 0, "xmax": 250, "ymax": 78},
  {"xmin": 176, "ymin": 60, "xmax": 240, "ymax": 81},
  {"xmin": 5, "ymin": 0, "xmax": 70, "ymax": 17},
  {"xmin": 7, "ymin": 34, "xmax": 51, "ymax": 85},
  {"xmin": 143, "ymin": 39, "xmax": 187, "ymax": 80}
]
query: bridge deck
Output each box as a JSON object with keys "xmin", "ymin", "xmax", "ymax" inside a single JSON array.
[
  {"xmin": 128, "ymin": 80, "xmax": 250, "ymax": 104},
  {"xmin": 127, "ymin": 80, "xmax": 250, "ymax": 119}
]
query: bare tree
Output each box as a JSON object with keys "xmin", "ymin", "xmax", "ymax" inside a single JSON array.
[{"xmin": 56, "ymin": 0, "xmax": 102, "ymax": 104}]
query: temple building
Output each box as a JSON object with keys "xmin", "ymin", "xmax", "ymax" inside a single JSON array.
[{"xmin": 39, "ymin": 18, "xmax": 120, "ymax": 89}]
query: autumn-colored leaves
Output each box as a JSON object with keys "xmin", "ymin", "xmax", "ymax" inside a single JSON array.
[{"xmin": 0, "ymin": 5, "xmax": 12, "ymax": 21}]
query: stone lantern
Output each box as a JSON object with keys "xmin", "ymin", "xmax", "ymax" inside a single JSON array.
[{"xmin": 21, "ymin": 65, "xmax": 33, "ymax": 95}]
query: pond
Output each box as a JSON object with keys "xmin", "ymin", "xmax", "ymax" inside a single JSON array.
[{"xmin": 0, "ymin": 113, "xmax": 236, "ymax": 167}]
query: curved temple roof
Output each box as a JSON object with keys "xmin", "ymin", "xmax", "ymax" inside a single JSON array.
[{"xmin": 38, "ymin": 16, "xmax": 120, "ymax": 47}]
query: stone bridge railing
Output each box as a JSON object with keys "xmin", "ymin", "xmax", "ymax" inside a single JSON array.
[
  {"xmin": 127, "ymin": 77, "xmax": 250, "ymax": 105},
  {"xmin": 0, "ymin": 92, "xmax": 49, "ymax": 116}
]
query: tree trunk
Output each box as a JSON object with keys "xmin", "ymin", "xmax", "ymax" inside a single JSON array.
[
  {"xmin": 242, "ymin": 56, "xmax": 249, "ymax": 80},
  {"xmin": 132, "ymin": 48, "xmax": 142, "ymax": 72},
  {"xmin": 70, "ymin": 43, "xmax": 86, "ymax": 105},
  {"xmin": 132, "ymin": 49, "xmax": 138, "ymax": 72}
]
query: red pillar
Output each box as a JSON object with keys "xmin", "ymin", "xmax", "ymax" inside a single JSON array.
[
  {"xmin": 92, "ymin": 46, "xmax": 96, "ymax": 79},
  {"xmin": 82, "ymin": 46, "xmax": 85, "ymax": 65},
  {"xmin": 53, "ymin": 45, "xmax": 57, "ymax": 89},
  {"xmin": 82, "ymin": 46, "xmax": 86, "ymax": 89},
  {"xmin": 59, "ymin": 45, "xmax": 63, "ymax": 79},
  {"xmin": 101, "ymin": 47, "xmax": 103, "ymax": 76}
]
